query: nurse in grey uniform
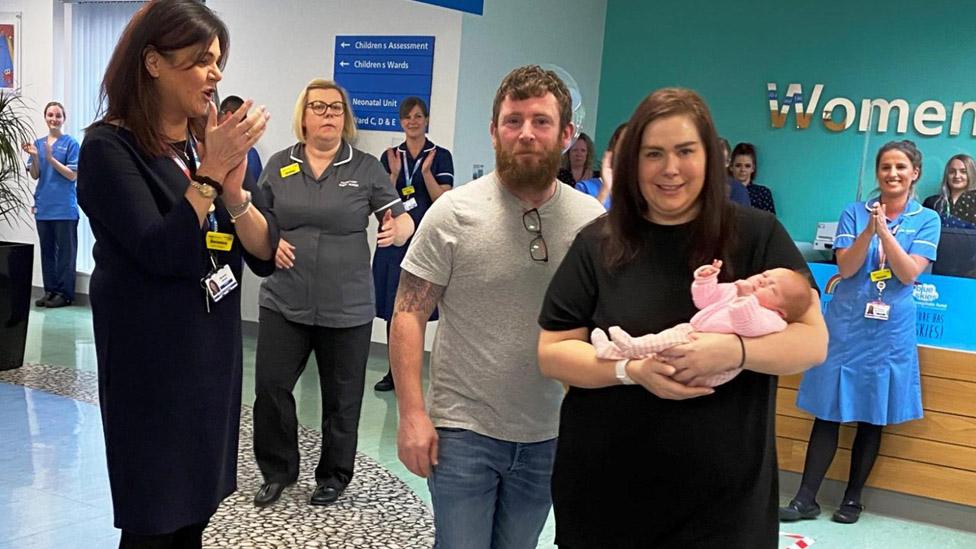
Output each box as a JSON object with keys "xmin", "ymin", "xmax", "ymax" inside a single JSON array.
[{"xmin": 251, "ymin": 79, "xmax": 414, "ymax": 508}]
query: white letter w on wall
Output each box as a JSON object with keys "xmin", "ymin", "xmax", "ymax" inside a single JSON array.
[{"xmin": 767, "ymin": 83, "xmax": 824, "ymax": 129}]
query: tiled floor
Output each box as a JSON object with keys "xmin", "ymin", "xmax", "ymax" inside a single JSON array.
[{"xmin": 3, "ymin": 303, "xmax": 975, "ymax": 548}]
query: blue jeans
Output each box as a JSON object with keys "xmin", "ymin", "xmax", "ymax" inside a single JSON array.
[{"xmin": 428, "ymin": 428, "xmax": 556, "ymax": 549}]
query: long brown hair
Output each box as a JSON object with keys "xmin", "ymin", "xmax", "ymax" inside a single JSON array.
[
  {"xmin": 603, "ymin": 88, "xmax": 735, "ymax": 273},
  {"xmin": 94, "ymin": 0, "xmax": 229, "ymax": 156}
]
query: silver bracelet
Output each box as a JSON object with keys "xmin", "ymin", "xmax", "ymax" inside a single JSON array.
[{"xmin": 227, "ymin": 191, "xmax": 252, "ymax": 222}]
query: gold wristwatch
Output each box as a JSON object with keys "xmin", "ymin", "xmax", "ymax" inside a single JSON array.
[
  {"xmin": 190, "ymin": 175, "xmax": 223, "ymax": 199},
  {"xmin": 190, "ymin": 180, "xmax": 217, "ymax": 199}
]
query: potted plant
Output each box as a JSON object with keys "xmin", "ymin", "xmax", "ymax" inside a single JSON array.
[{"xmin": 0, "ymin": 89, "xmax": 36, "ymax": 370}]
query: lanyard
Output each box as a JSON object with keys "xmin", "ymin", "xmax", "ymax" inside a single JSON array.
[
  {"xmin": 875, "ymin": 221, "xmax": 901, "ymax": 270},
  {"xmin": 171, "ymin": 135, "xmax": 217, "ymax": 231},
  {"xmin": 401, "ymin": 147, "xmax": 425, "ymax": 189},
  {"xmin": 873, "ymin": 216, "xmax": 901, "ymax": 301}
]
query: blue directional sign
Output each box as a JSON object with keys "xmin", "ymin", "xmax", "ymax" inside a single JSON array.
[
  {"xmin": 334, "ymin": 36, "xmax": 435, "ymax": 132},
  {"xmin": 412, "ymin": 0, "xmax": 484, "ymax": 15}
]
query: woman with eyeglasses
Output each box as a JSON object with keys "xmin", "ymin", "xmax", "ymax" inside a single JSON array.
[
  {"xmin": 251, "ymin": 79, "xmax": 414, "ymax": 508},
  {"xmin": 371, "ymin": 96, "xmax": 454, "ymax": 392}
]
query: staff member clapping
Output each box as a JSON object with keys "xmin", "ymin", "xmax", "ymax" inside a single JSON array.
[{"xmin": 252, "ymin": 79, "xmax": 414, "ymax": 508}]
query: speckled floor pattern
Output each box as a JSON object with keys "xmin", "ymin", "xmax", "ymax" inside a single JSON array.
[{"xmin": 0, "ymin": 363, "xmax": 435, "ymax": 548}]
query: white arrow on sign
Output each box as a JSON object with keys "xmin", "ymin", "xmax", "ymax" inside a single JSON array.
[
  {"xmin": 340, "ymin": 42, "xmax": 350, "ymax": 48},
  {"xmin": 339, "ymin": 61, "xmax": 349, "ymax": 67}
]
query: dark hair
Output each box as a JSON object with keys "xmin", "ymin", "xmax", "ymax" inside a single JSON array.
[
  {"xmin": 718, "ymin": 137, "xmax": 730, "ymax": 156},
  {"xmin": 604, "ymin": 88, "xmax": 735, "ymax": 273},
  {"xmin": 875, "ymin": 139, "xmax": 922, "ymax": 178},
  {"xmin": 492, "ymin": 65, "xmax": 572, "ymax": 132},
  {"xmin": 219, "ymin": 94, "xmax": 244, "ymax": 114},
  {"xmin": 730, "ymin": 142, "xmax": 757, "ymax": 180},
  {"xmin": 399, "ymin": 96, "xmax": 429, "ymax": 119},
  {"xmin": 44, "ymin": 101, "xmax": 65, "ymax": 119},
  {"xmin": 560, "ymin": 131, "xmax": 594, "ymax": 176},
  {"xmin": 606, "ymin": 123, "xmax": 627, "ymax": 152},
  {"xmin": 95, "ymin": 0, "xmax": 229, "ymax": 156}
]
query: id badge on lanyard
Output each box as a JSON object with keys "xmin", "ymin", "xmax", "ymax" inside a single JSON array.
[
  {"xmin": 865, "ymin": 220, "xmax": 898, "ymax": 321},
  {"xmin": 401, "ymin": 148, "xmax": 424, "ymax": 198},
  {"xmin": 171, "ymin": 135, "xmax": 239, "ymax": 311}
]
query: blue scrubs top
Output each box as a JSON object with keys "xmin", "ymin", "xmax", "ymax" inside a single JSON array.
[
  {"xmin": 27, "ymin": 134, "xmax": 80, "ymax": 220},
  {"xmin": 575, "ymin": 177, "xmax": 611, "ymax": 209},
  {"xmin": 246, "ymin": 147, "xmax": 263, "ymax": 184},
  {"xmin": 797, "ymin": 199, "xmax": 940, "ymax": 425},
  {"xmin": 372, "ymin": 139, "xmax": 454, "ymax": 321}
]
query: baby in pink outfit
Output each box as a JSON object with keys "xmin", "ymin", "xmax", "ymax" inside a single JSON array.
[{"xmin": 593, "ymin": 260, "xmax": 812, "ymax": 387}]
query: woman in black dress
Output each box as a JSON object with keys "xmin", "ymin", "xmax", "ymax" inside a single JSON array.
[
  {"xmin": 537, "ymin": 88, "xmax": 827, "ymax": 547},
  {"xmin": 77, "ymin": 1, "xmax": 274, "ymax": 546}
]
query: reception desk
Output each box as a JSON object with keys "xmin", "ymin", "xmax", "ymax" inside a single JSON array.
[{"xmin": 776, "ymin": 346, "xmax": 976, "ymax": 506}]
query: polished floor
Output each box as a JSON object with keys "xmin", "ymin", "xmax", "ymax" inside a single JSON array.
[{"xmin": 2, "ymin": 303, "xmax": 976, "ymax": 548}]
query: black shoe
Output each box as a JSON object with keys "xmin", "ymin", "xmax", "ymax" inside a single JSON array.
[
  {"xmin": 831, "ymin": 500, "xmax": 864, "ymax": 524},
  {"xmin": 253, "ymin": 481, "xmax": 291, "ymax": 507},
  {"xmin": 373, "ymin": 371, "xmax": 395, "ymax": 392},
  {"xmin": 779, "ymin": 499, "xmax": 821, "ymax": 521},
  {"xmin": 35, "ymin": 293, "xmax": 53, "ymax": 307},
  {"xmin": 309, "ymin": 483, "xmax": 343, "ymax": 506},
  {"xmin": 44, "ymin": 294, "xmax": 70, "ymax": 308}
]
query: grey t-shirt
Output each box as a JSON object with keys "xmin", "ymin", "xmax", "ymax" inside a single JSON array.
[
  {"xmin": 259, "ymin": 141, "xmax": 405, "ymax": 327},
  {"xmin": 402, "ymin": 172, "xmax": 605, "ymax": 442}
]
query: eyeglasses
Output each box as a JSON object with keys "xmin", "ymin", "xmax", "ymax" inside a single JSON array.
[
  {"xmin": 306, "ymin": 101, "xmax": 345, "ymax": 116},
  {"xmin": 523, "ymin": 208, "xmax": 548, "ymax": 262}
]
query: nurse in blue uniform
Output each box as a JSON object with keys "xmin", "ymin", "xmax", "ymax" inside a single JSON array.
[
  {"xmin": 23, "ymin": 101, "xmax": 81, "ymax": 308},
  {"xmin": 781, "ymin": 140, "xmax": 940, "ymax": 525},
  {"xmin": 372, "ymin": 96, "xmax": 454, "ymax": 391}
]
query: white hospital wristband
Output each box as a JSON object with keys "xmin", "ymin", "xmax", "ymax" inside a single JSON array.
[{"xmin": 615, "ymin": 359, "xmax": 636, "ymax": 385}]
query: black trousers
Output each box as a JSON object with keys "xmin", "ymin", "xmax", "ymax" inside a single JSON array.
[
  {"xmin": 253, "ymin": 307, "xmax": 372, "ymax": 488},
  {"xmin": 36, "ymin": 219, "xmax": 78, "ymax": 300},
  {"xmin": 118, "ymin": 520, "xmax": 208, "ymax": 549}
]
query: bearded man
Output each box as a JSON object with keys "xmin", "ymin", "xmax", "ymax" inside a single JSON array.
[{"xmin": 388, "ymin": 65, "xmax": 605, "ymax": 548}]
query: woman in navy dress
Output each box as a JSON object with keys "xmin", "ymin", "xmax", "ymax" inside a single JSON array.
[
  {"xmin": 372, "ymin": 96, "xmax": 454, "ymax": 391},
  {"xmin": 77, "ymin": 1, "xmax": 274, "ymax": 545},
  {"xmin": 730, "ymin": 142, "xmax": 776, "ymax": 214},
  {"xmin": 781, "ymin": 140, "xmax": 940, "ymax": 525}
]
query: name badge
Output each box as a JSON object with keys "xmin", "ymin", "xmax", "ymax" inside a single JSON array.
[
  {"xmin": 203, "ymin": 264, "xmax": 238, "ymax": 303},
  {"xmin": 870, "ymin": 268, "xmax": 892, "ymax": 282},
  {"xmin": 403, "ymin": 197, "xmax": 418, "ymax": 212},
  {"xmin": 402, "ymin": 185, "xmax": 416, "ymax": 196},
  {"xmin": 864, "ymin": 301, "xmax": 890, "ymax": 321},
  {"xmin": 206, "ymin": 231, "xmax": 234, "ymax": 251},
  {"xmin": 280, "ymin": 163, "xmax": 301, "ymax": 178}
]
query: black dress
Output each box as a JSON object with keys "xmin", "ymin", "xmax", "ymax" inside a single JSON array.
[
  {"xmin": 77, "ymin": 124, "xmax": 276, "ymax": 534},
  {"xmin": 539, "ymin": 207, "xmax": 813, "ymax": 548}
]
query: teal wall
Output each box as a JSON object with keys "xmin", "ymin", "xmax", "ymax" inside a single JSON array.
[{"xmin": 597, "ymin": 0, "xmax": 976, "ymax": 240}]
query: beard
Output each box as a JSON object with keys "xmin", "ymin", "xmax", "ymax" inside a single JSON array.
[{"xmin": 495, "ymin": 142, "xmax": 562, "ymax": 193}]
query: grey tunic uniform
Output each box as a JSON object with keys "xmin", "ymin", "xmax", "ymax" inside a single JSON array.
[
  {"xmin": 258, "ymin": 141, "xmax": 405, "ymax": 326},
  {"xmin": 252, "ymin": 140, "xmax": 406, "ymax": 488}
]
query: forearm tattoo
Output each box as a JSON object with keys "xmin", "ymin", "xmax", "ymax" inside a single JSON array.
[{"xmin": 394, "ymin": 270, "xmax": 445, "ymax": 317}]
